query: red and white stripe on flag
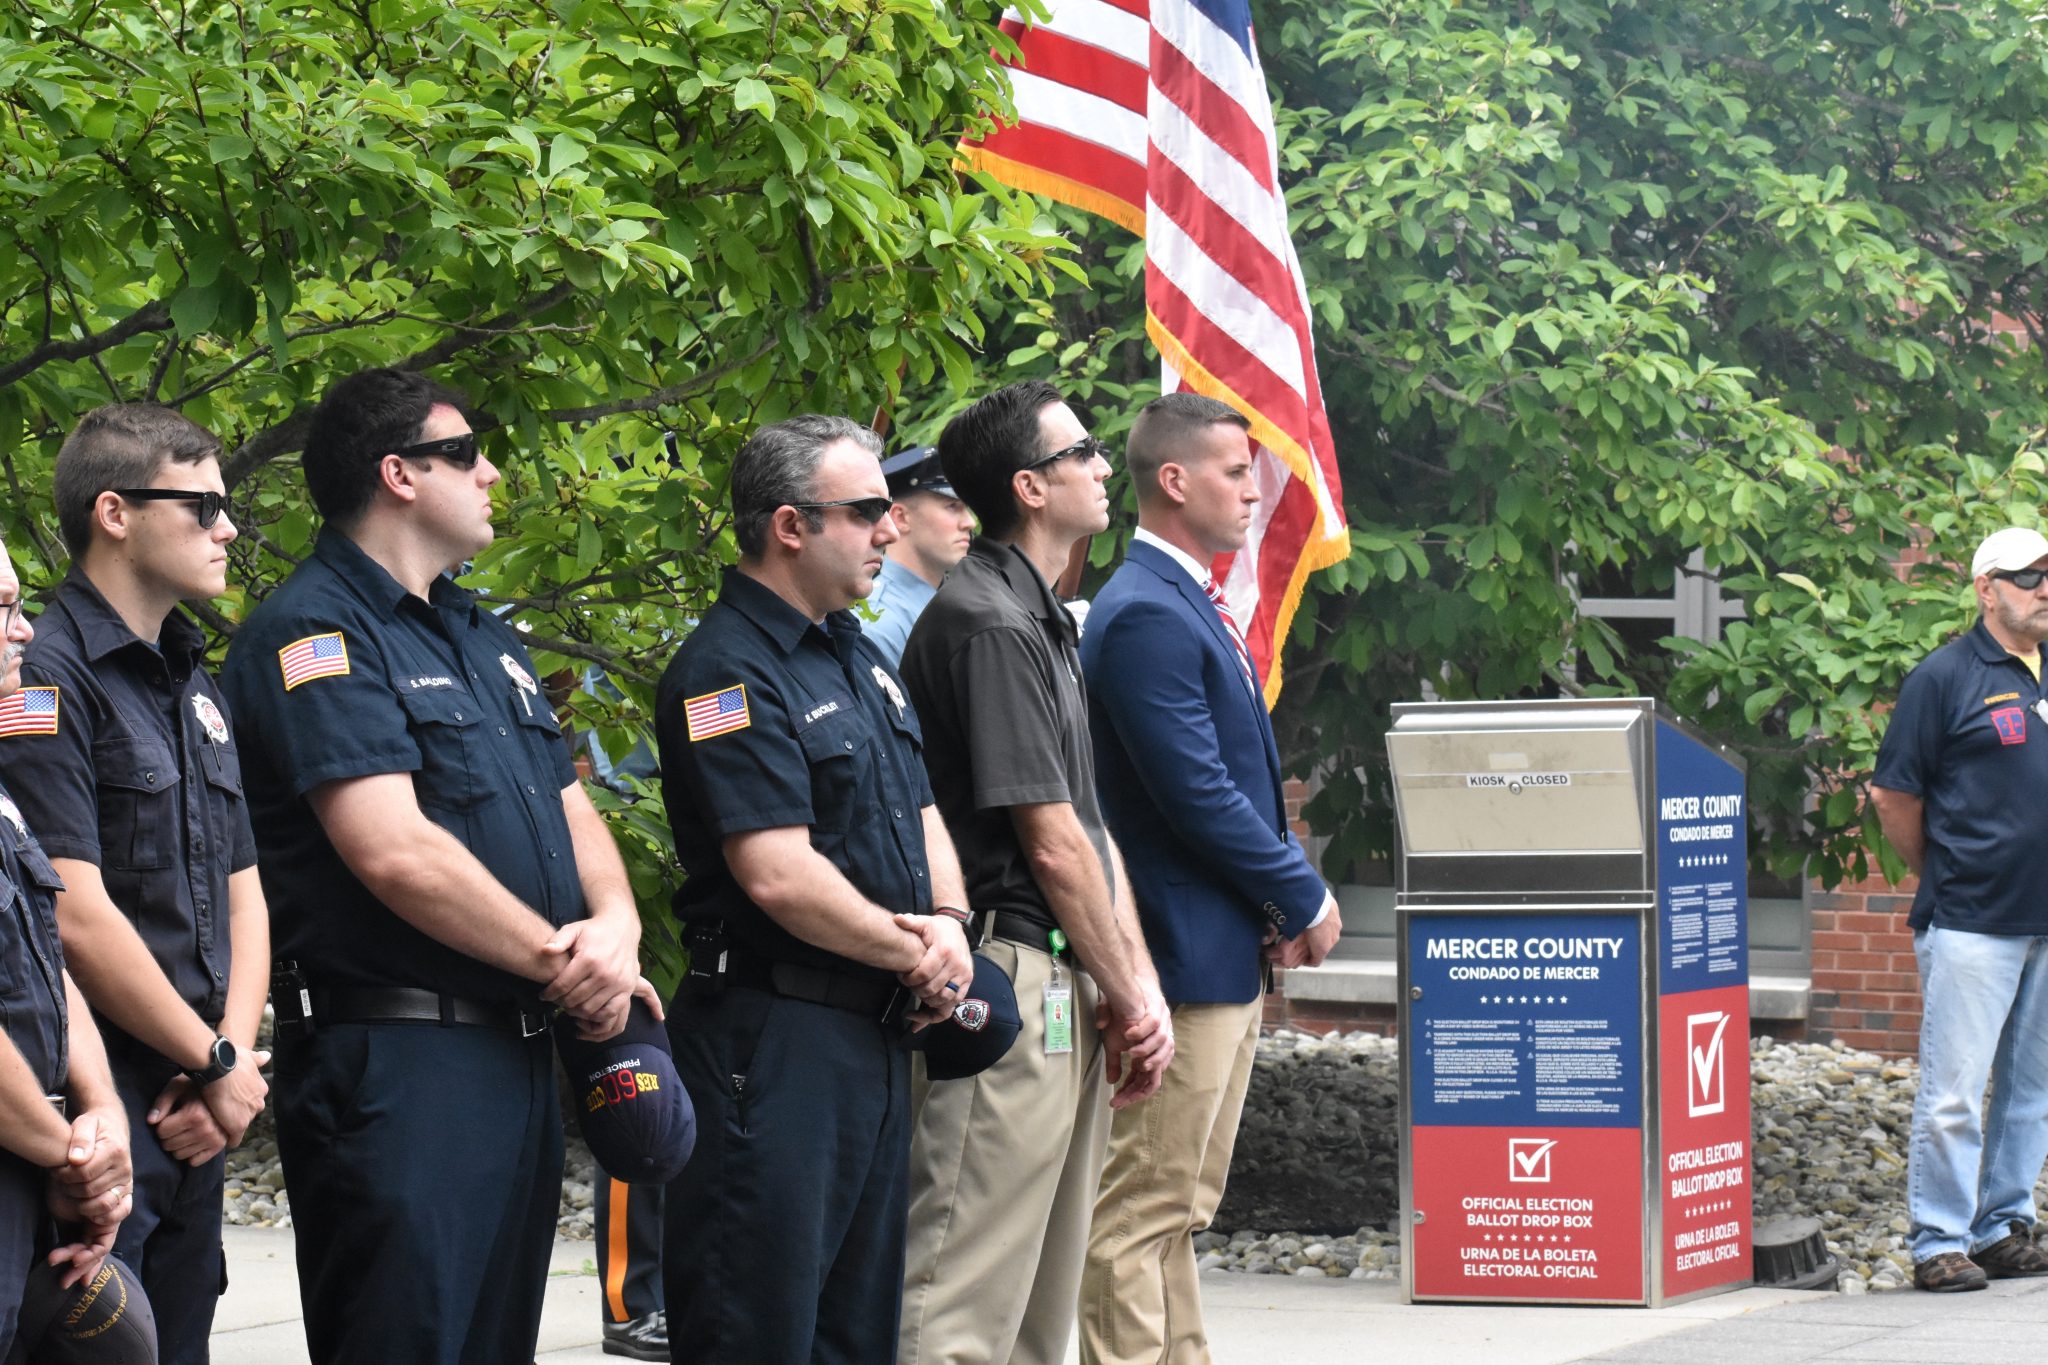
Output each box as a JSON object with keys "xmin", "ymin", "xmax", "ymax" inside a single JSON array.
[{"xmin": 960, "ymin": 0, "xmax": 1350, "ymax": 706}]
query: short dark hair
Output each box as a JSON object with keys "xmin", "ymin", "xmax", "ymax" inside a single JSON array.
[
  {"xmin": 1127, "ymin": 392, "xmax": 1251, "ymax": 503},
  {"xmin": 53, "ymin": 404, "xmax": 222, "ymax": 557},
  {"xmin": 935, "ymin": 380, "xmax": 1065, "ymax": 541},
  {"xmin": 730, "ymin": 415, "xmax": 883, "ymax": 558},
  {"xmin": 302, "ymin": 368, "xmax": 471, "ymax": 525}
]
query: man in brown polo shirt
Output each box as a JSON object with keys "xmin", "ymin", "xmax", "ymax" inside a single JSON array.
[{"xmin": 895, "ymin": 380, "xmax": 1175, "ymax": 1365}]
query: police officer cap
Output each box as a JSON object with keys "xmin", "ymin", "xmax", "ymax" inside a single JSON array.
[
  {"xmin": 912, "ymin": 952, "xmax": 1022, "ymax": 1080},
  {"xmin": 555, "ymin": 998, "xmax": 697, "ymax": 1185},
  {"xmin": 15, "ymin": 1256, "xmax": 157, "ymax": 1364},
  {"xmin": 882, "ymin": 445, "xmax": 956, "ymax": 501}
]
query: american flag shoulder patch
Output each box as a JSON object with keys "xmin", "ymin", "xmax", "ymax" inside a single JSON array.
[
  {"xmin": 0, "ymin": 686, "xmax": 60, "ymax": 738},
  {"xmin": 278, "ymin": 632, "xmax": 351, "ymax": 691},
  {"xmin": 685, "ymin": 683, "xmax": 750, "ymax": 741}
]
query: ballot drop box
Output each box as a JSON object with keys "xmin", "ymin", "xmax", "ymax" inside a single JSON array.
[{"xmin": 1387, "ymin": 699, "xmax": 1751, "ymax": 1306}]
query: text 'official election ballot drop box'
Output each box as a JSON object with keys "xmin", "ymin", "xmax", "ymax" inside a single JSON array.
[{"xmin": 1387, "ymin": 698, "xmax": 1751, "ymax": 1307}]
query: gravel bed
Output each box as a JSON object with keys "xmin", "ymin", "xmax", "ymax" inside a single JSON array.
[
  {"xmin": 1197, "ymin": 1029, "xmax": 2048, "ymax": 1293},
  {"xmin": 220, "ymin": 1029, "xmax": 2034, "ymax": 1294}
]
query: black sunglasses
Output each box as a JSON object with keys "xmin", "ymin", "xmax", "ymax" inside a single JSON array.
[
  {"xmin": 392, "ymin": 433, "xmax": 481, "ymax": 469},
  {"xmin": 112, "ymin": 488, "xmax": 230, "ymax": 530},
  {"xmin": 1025, "ymin": 434, "xmax": 1112, "ymax": 471},
  {"xmin": 1992, "ymin": 567, "xmax": 2048, "ymax": 590},
  {"xmin": 789, "ymin": 496, "xmax": 894, "ymax": 526}
]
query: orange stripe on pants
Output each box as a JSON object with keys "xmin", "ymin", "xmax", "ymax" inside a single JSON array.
[{"xmin": 605, "ymin": 1178, "xmax": 632, "ymax": 1322}]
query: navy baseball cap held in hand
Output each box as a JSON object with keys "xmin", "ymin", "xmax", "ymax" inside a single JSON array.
[
  {"xmin": 16, "ymin": 1256, "xmax": 157, "ymax": 1363},
  {"xmin": 555, "ymin": 998, "xmax": 696, "ymax": 1185},
  {"xmin": 914, "ymin": 952, "xmax": 1022, "ymax": 1080}
]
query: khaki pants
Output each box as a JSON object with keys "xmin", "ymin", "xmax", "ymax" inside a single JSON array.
[
  {"xmin": 1078, "ymin": 999, "xmax": 1262, "ymax": 1365},
  {"xmin": 898, "ymin": 939, "xmax": 1108, "ymax": 1365}
]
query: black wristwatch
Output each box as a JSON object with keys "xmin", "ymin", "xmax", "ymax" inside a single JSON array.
[{"xmin": 186, "ymin": 1035, "xmax": 238, "ymax": 1088}]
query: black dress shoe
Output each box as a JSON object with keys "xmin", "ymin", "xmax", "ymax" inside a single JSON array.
[{"xmin": 602, "ymin": 1310, "xmax": 669, "ymax": 1361}]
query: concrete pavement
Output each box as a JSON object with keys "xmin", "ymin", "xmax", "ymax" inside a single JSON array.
[{"xmin": 207, "ymin": 1225, "xmax": 1840, "ymax": 1364}]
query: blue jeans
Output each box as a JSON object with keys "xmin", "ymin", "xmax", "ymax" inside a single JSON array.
[{"xmin": 1908, "ymin": 926, "xmax": 2048, "ymax": 1259}]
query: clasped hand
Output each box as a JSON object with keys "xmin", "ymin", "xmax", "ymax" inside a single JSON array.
[
  {"xmin": 543, "ymin": 917, "xmax": 665, "ymax": 1041},
  {"xmin": 892, "ymin": 913, "xmax": 974, "ymax": 1030}
]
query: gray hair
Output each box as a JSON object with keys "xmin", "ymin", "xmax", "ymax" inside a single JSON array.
[{"xmin": 730, "ymin": 415, "xmax": 883, "ymax": 557}]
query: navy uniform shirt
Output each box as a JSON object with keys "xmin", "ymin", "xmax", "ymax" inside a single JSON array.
[
  {"xmin": 656, "ymin": 567, "xmax": 932, "ymax": 982},
  {"xmin": 0, "ymin": 784, "xmax": 68, "ymax": 1093},
  {"xmin": 219, "ymin": 530, "xmax": 584, "ymax": 1006},
  {"xmin": 0, "ymin": 573, "xmax": 256, "ymax": 1047},
  {"xmin": 1873, "ymin": 619, "xmax": 2048, "ymax": 934}
]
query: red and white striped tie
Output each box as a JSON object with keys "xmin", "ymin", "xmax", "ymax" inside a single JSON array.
[{"xmin": 1206, "ymin": 576, "xmax": 1258, "ymax": 687}]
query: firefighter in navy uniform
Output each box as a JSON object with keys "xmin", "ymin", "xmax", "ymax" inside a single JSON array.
[
  {"xmin": 0, "ymin": 405, "xmax": 269, "ymax": 1365},
  {"xmin": 218, "ymin": 369, "xmax": 654, "ymax": 1365},
  {"xmin": 655, "ymin": 414, "xmax": 973, "ymax": 1364},
  {"xmin": 0, "ymin": 536, "xmax": 132, "ymax": 1359}
]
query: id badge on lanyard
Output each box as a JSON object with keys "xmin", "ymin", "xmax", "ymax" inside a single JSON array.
[{"xmin": 1043, "ymin": 927, "xmax": 1073, "ymax": 1055}]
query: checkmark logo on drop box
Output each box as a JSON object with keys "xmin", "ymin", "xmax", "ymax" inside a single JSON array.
[
  {"xmin": 1508, "ymin": 1137, "xmax": 1557, "ymax": 1183},
  {"xmin": 1688, "ymin": 1011, "xmax": 1729, "ymax": 1117}
]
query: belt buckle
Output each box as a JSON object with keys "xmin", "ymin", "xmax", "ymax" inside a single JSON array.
[
  {"xmin": 519, "ymin": 1007, "xmax": 550, "ymax": 1038},
  {"xmin": 969, "ymin": 908, "xmax": 993, "ymax": 951}
]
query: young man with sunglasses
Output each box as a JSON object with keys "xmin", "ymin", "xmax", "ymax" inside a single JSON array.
[
  {"xmin": 1873, "ymin": 525, "xmax": 2048, "ymax": 1293},
  {"xmin": 894, "ymin": 381, "xmax": 1174, "ymax": 1365},
  {"xmin": 0, "ymin": 403, "xmax": 270, "ymax": 1363},
  {"xmin": 654, "ymin": 413, "xmax": 973, "ymax": 1363},
  {"xmin": 218, "ymin": 369, "xmax": 652, "ymax": 1364}
]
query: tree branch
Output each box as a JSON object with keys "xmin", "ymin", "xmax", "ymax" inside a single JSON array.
[
  {"xmin": 515, "ymin": 631, "xmax": 661, "ymax": 689},
  {"xmin": 220, "ymin": 283, "xmax": 580, "ymax": 486},
  {"xmin": 0, "ymin": 301, "xmax": 173, "ymax": 391},
  {"xmin": 539, "ymin": 332, "xmax": 782, "ymax": 426}
]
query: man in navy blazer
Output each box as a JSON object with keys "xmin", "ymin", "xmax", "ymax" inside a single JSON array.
[{"xmin": 1076, "ymin": 392, "xmax": 1341, "ymax": 1365}]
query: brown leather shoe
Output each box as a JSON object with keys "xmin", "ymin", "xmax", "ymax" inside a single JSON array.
[
  {"xmin": 1976, "ymin": 1224, "xmax": 2048, "ymax": 1279},
  {"xmin": 1915, "ymin": 1251, "xmax": 1990, "ymax": 1292}
]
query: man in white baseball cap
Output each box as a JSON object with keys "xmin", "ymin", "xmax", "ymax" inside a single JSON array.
[{"xmin": 1873, "ymin": 524, "xmax": 2048, "ymax": 1291}]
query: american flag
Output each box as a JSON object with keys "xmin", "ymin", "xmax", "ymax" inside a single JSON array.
[
  {"xmin": 278, "ymin": 632, "xmax": 351, "ymax": 691},
  {"xmin": 685, "ymin": 684, "xmax": 751, "ymax": 742},
  {"xmin": 960, "ymin": 0, "xmax": 1350, "ymax": 703},
  {"xmin": 0, "ymin": 687, "xmax": 59, "ymax": 738}
]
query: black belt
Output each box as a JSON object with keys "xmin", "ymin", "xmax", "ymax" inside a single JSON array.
[
  {"xmin": 723, "ymin": 954, "xmax": 901, "ymax": 1020},
  {"xmin": 979, "ymin": 911, "xmax": 1081, "ymax": 969},
  {"xmin": 310, "ymin": 986, "xmax": 552, "ymax": 1038}
]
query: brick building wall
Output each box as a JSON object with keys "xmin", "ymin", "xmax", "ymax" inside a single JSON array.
[
  {"xmin": 1808, "ymin": 876, "xmax": 1921, "ymax": 1056},
  {"xmin": 1261, "ymin": 777, "xmax": 1398, "ymax": 1036}
]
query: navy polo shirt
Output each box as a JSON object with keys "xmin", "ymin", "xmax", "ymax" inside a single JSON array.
[
  {"xmin": 1873, "ymin": 619, "xmax": 2048, "ymax": 934},
  {"xmin": 0, "ymin": 782, "xmax": 69, "ymax": 1093},
  {"xmin": 0, "ymin": 573, "xmax": 255, "ymax": 1044},
  {"xmin": 219, "ymin": 530, "xmax": 584, "ymax": 1006},
  {"xmin": 655, "ymin": 566, "xmax": 932, "ymax": 982}
]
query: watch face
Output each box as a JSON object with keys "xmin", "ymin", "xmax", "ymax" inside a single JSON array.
[{"xmin": 212, "ymin": 1037, "xmax": 236, "ymax": 1070}]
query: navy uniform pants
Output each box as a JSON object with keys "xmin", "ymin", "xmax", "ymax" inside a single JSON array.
[
  {"xmin": 272, "ymin": 1022, "xmax": 562, "ymax": 1365},
  {"xmin": 595, "ymin": 1178, "xmax": 663, "ymax": 1323},
  {"xmin": 109, "ymin": 1052, "xmax": 224, "ymax": 1365},
  {"xmin": 0, "ymin": 1155, "xmax": 39, "ymax": 1360},
  {"xmin": 662, "ymin": 985, "xmax": 912, "ymax": 1365}
]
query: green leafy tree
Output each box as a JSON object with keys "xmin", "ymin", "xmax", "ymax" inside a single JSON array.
[
  {"xmin": 0, "ymin": 0, "xmax": 1071, "ymax": 983},
  {"xmin": 951, "ymin": 0, "xmax": 2048, "ymax": 891}
]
